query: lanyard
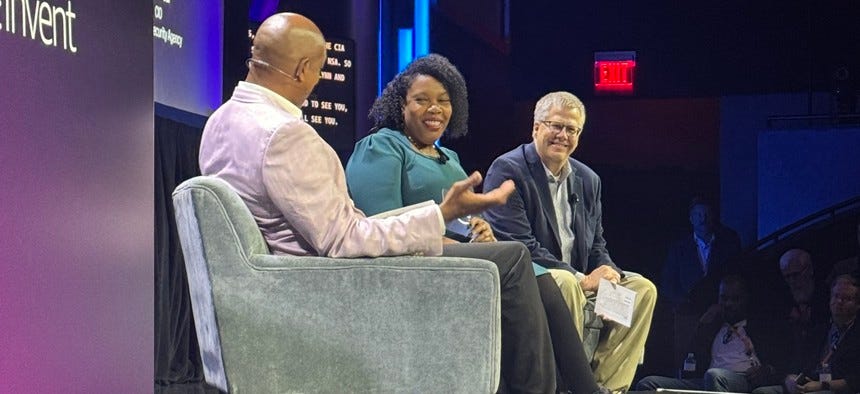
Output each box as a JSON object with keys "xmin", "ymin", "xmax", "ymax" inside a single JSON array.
[
  {"xmin": 821, "ymin": 320, "xmax": 855, "ymax": 367},
  {"xmin": 726, "ymin": 323, "xmax": 761, "ymax": 366}
]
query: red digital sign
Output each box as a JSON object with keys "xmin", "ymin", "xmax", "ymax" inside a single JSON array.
[{"xmin": 594, "ymin": 51, "xmax": 636, "ymax": 95}]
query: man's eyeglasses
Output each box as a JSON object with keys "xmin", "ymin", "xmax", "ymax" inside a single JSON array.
[
  {"xmin": 539, "ymin": 120, "xmax": 582, "ymax": 137},
  {"xmin": 831, "ymin": 294, "xmax": 857, "ymax": 304}
]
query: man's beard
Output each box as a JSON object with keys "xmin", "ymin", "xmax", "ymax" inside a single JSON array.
[{"xmin": 792, "ymin": 284, "xmax": 814, "ymax": 304}]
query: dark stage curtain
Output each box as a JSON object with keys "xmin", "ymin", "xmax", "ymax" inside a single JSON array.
[{"xmin": 154, "ymin": 115, "xmax": 206, "ymax": 389}]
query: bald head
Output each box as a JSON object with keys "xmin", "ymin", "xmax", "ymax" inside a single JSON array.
[
  {"xmin": 780, "ymin": 248, "xmax": 815, "ymax": 304},
  {"xmin": 252, "ymin": 13, "xmax": 324, "ymax": 69},
  {"xmin": 248, "ymin": 13, "xmax": 326, "ymax": 104}
]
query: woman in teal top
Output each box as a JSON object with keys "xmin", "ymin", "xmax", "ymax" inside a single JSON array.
[
  {"xmin": 346, "ymin": 54, "xmax": 603, "ymax": 394},
  {"xmin": 346, "ymin": 127, "xmax": 503, "ymax": 244},
  {"xmin": 347, "ymin": 127, "xmax": 467, "ymax": 216}
]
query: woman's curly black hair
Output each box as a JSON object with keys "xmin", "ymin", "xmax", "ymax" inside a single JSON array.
[{"xmin": 368, "ymin": 53, "xmax": 469, "ymax": 139}]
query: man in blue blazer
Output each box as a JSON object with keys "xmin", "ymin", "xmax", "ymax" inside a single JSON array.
[
  {"xmin": 484, "ymin": 91, "xmax": 657, "ymax": 392},
  {"xmin": 661, "ymin": 198, "xmax": 742, "ymax": 315}
]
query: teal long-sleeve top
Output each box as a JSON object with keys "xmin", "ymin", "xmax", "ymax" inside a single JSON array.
[
  {"xmin": 345, "ymin": 128, "xmax": 548, "ymax": 276},
  {"xmin": 346, "ymin": 128, "xmax": 466, "ymax": 215}
]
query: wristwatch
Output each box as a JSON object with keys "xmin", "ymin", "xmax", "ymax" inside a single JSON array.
[{"xmin": 821, "ymin": 381, "xmax": 830, "ymax": 391}]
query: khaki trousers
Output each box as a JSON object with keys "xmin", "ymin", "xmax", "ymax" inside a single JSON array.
[{"xmin": 549, "ymin": 269, "xmax": 657, "ymax": 392}]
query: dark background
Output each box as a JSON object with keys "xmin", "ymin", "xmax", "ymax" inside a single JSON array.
[
  {"xmin": 3, "ymin": 0, "xmax": 852, "ymax": 390},
  {"xmin": 153, "ymin": 0, "xmax": 860, "ymax": 388}
]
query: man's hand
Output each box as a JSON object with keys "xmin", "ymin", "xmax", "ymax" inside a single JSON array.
[
  {"xmin": 797, "ymin": 380, "xmax": 824, "ymax": 393},
  {"xmin": 439, "ymin": 172, "xmax": 514, "ymax": 222},
  {"xmin": 468, "ymin": 216, "xmax": 496, "ymax": 243},
  {"xmin": 579, "ymin": 265, "xmax": 620, "ymax": 292}
]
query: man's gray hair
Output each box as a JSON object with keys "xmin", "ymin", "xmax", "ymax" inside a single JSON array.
[
  {"xmin": 832, "ymin": 272, "xmax": 860, "ymax": 297},
  {"xmin": 533, "ymin": 91, "xmax": 586, "ymax": 123}
]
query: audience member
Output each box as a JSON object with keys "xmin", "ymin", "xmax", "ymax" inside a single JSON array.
[
  {"xmin": 780, "ymin": 249, "xmax": 830, "ymax": 350},
  {"xmin": 636, "ymin": 275, "xmax": 785, "ymax": 392},
  {"xmin": 483, "ymin": 91, "xmax": 657, "ymax": 392},
  {"xmin": 757, "ymin": 272, "xmax": 860, "ymax": 394},
  {"xmin": 197, "ymin": 13, "xmax": 556, "ymax": 393},
  {"xmin": 345, "ymin": 53, "xmax": 604, "ymax": 394},
  {"xmin": 661, "ymin": 197, "xmax": 741, "ymax": 314}
]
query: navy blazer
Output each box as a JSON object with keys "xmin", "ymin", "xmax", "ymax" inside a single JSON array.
[
  {"xmin": 798, "ymin": 320, "xmax": 860, "ymax": 392},
  {"xmin": 484, "ymin": 142, "xmax": 621, "ymax": 275},
  {"xmin": 661, "ymin": 226, "xmax": 742, "ymax": 310}
]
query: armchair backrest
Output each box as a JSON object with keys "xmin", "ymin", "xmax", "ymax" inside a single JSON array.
[{"xmin": 172, "ymin": 176, "xmax": 268, "ymax": 392}]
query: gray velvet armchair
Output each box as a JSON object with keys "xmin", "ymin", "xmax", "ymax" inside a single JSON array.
[{"xmin": 172, "ymin": 176, "xmax": 502, "ymax": 393}]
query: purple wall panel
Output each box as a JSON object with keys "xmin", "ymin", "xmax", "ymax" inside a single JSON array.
[{"xmin": 0, "ymin": 1, "xmax": 153, "ymax": 391}]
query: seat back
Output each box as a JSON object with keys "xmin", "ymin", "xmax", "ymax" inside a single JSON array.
[{"xmin": 172, "ymin": 176, "xmax": 269, "ymax": 392}]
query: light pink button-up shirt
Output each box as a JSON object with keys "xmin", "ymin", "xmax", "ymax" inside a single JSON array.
[{"xmin": 199, "ymin": 81, "xmax": 444, "ymax": 257}]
